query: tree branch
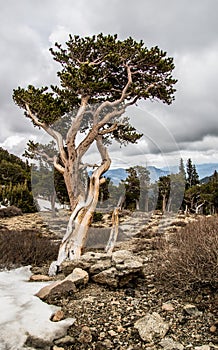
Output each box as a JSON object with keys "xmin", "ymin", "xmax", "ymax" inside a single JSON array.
[
  {"xmin": 98, "ymin": 123, "xmax": 118, "ymax": 135},
  {"xmin": 66, "ymin": 95, "xmax": 90, "ymax": 154},
  {"xmin": 79, "ymin": 162, "xmax": 99, "ymax": 169},
  {"xmin": 54, "ymin": 155, "xmax": 65, "ymax": 174},
  {"xmin": 25, "ymin": 103, "xmax": 68, "ymax": 165},
  {"xmin": 93, "ymin": 64, "xmax": 133, "ymax": 120},
  {"xmin": 76, "ymin": 55, "xmax": 105, "ymax": 66}
]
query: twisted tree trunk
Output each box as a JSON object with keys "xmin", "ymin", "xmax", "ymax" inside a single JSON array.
[
  {"xmin": 105, "ymin": 195, "xmax": 125, "ymax": 254},
  {"xmin": 49, "ymin": 137, "xmax": 111, "ymax": 275}
]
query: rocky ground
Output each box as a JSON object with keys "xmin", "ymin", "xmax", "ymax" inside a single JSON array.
[{"xmin": 0, "ymin": 210, "xmax": 217, "ymax": 350}]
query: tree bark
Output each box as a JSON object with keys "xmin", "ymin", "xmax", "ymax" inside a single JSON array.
[
  {"xmin": 49, "ymin": 138, "xmax": 111, "ymax": 275},
  {"xmin": 162, "ymin": 195, "xmax": 167, "ymax": 213},
  {"xmin": 51, "ymin": 191, "xmax": 57, "ymax": 218},
  {"xmin": 105, "ymin": 195, "xmax": 125, "ymax": 254},
  {"xmin": 145, "ymin": 192, "xmax": 149, "ymax": 212}
]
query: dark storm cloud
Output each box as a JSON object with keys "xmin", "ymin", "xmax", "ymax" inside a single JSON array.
[{"xmin": 0, "ymin": 0, "xmax": 218, "ymax": 165}]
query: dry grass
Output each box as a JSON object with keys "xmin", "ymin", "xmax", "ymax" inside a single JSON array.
[
  {"xmin": 153, "ymin": 215, "xmax": 218, "ymax": 290},
  {"xmin": 0, "ymin": 228, "xmax": 58, "ymax": 269}
]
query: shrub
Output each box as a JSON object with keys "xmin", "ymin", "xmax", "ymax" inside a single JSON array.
[
  {"xmin": 93, "ymin": 211, "xmax": 103, "ymax": 223},
  {"xmin": 0, "ymin": 228, "xmax": 58, "ymax": 269},
  {"xmin": 0, "ymin": 205, "xmax": 22, "ymax": 218},
  {"xmin": 154, "ymin": 216, "xmax": 218, "ymax": 290}
]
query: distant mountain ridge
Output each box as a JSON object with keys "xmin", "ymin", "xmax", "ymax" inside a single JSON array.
[
  {"xmin": 105, "ymin": 163, "xmax": 218, "ymax": 185},
  {"xmin": 162, "ymin": 163, "xmax": 218, "ymax": 180},
  {"xmin": 105, "ymin": 166, "xmax": 169, "ymax": 185},
  {"xmin": 195, "ymin": 163, "xmax": 218, "ymax": 179}
]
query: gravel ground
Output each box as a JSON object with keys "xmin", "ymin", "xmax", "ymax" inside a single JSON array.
[
  {"xmin": 50, "ymin": 271, "xmax": 217, "ymax": 350},
  {"xmin": 43, "ymin": 233, "xmax": 218, "ymax": 350},
  {"xmin": 1, "ymin": 211, "xmax": 218, "ymax": 349}
]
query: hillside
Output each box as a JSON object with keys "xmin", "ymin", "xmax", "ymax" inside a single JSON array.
[
  {"xmin": 0, "ymin": 147, "xmax": 30, "ymax": 185},
  {"xmin": 105, "ymin": 166, "xmax": 169, "ymax": 185},
  {"xmin": 0, "ymin": 147, "xmax": 36, "ymax": 212},
  {"xmin": 0, "ymin": 146, "xmax": 28, "ymax": 168},
  {"xmin": 162, "ymin": 162, "xmax": 218, "ymax": 180},
  {"xmin": 107, "ymin": 163, "xmax": 218, "ymax": 185}
]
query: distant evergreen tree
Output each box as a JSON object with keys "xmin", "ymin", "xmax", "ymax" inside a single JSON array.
[
  {"xmin": 0, "ymin": 147, "xmax": 36, "ymax": 212},
  {"xmin": 179, "ymin": 158, "xmax": 186, "ymax": 179},
  {"xmin": 157, "ymin": 175, "xmax": 171, "ymax": 212},
  {"xmin": 0, "ymin": 180, "xmax": 37, "ymax": 213},
  {"xmin": 134, "ymin": 165, "xmax": 150, "ymax": 211},
  {"xmin": 123, "ymin": 167, "xmax": 140, "ymax": 210},
  {"xmin": 186, "ymin": 158, "xmax": 199, "ymax": 189},
  {"xmin": 192, "ymin": 164, "xmax": 199, "ymax": 185},
  {"xmin": 176, "ymin": 158, "xmax": 187, "ymax": 211},
  {"xmin": 54, "ymin": 168, "xmax": 70, "ymax": 206}
]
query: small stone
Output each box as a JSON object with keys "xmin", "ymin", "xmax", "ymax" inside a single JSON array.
[
  {"xmin": 112, "ymin": 250, "xmax": 135, "ymax": 264},
  {"xmin": 53, "ymin": 346, "xmax": 65, "ymax": 350},
  {"xmin": 162, "ymin": 303, "xmax": 174, "ymax": 312},
  {"xmin": 195, "ymin": 346, "xmax": 210, "ymax": 350},
  {"xmin": 99, "ymin": 331, "xmax": 106, "ymax": 339},
  {"xmin": 78, "ymin": 326, "xmax": 92, "ymax": 343},
  {"xmin": 117, "ymin": 325, "xmax": 125, "ymax": 332},
  {"xmin": 35, "ymin": 280, "xmax": 61, "ymax": 299},
  {"xmin": 183, "ymin": 304, "xmax": 202, "ymax": 317},
  {"xmin": 108, "ymin": 330, "xmax": 117, "ymax": 336},
  {"xmin": 92, "ymin": 267, "xmax": 118, "ymax": 287},
  {"xmin": 134, "ymin": 312, "xmax": 169, "ymax": 342},
  {"xmin": 51, "ymin": 309, "xmax": 64, "ymax": 322},
  {"xmin": 89, "ymin": 260, "xmax": 112, "ymax": 274},
  {"xmin": 55, "ymin": 335, "xmax": 75, "ymax": 345},
  {"xmin": 210, "ymin": 325, "xmax": 217, "ymax": 333},
  {"xmin": 159, "ymin": 337, "xmax": 184, "ymax": 350},
  {"xmin": 102, "ymin": 339, "xmax": 113, "ymax": 348},
  {"xmin": 65, "ymin": 267, "xmax": 89, "ymax": 286},
  {"xmin": 30, "ymin": 274, "xmax": 52, "ymax": 282}
]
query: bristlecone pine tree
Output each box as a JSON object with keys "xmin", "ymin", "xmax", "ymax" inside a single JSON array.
[{"xmin": 13, "ymin": 34, "xmax": 177, "ymax": 274}]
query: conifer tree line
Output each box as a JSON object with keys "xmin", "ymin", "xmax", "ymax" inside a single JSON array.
[
  {"xmin": 99, "ymin": 157, "xmax": 218, "ymax": 215},
  {"xmin": 0, "ymin": 144, "xmax": 218, "ymax": 215},
  {"xmin": 125, "ymin": 158, "xmax": 218, "ymax": 215},
  {"xmin": 0, "ymin": 147, "xmax": 37, "ymax": 212}
]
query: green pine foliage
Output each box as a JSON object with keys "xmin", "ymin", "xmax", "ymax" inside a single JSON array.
[
  {"xmin": 186, "ymin": 158, "xmax": 199, "ymax": 189},
  {"xmin": 123, "ymin": 167, "xmax": 140, "ymax": 210},
  {"xmin": 0, "ymin": 148, "xmax": 37, "ymax": 213}
]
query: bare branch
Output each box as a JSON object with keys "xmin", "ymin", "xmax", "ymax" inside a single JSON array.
[
  {"xmin": 98, "ymin": 123, "xmax": 118, "ymax": 135},
  {"xmin": 79, "ymin": 162, "xmax": 99, "ymax": 169},
  {"xmin": 45, "ymin": 126, "xmax": 68, "ymax": 164},
  {"xmin": 76, "ymin": 55, "xmax": 105, "ymax": 66},
  {"xmin": 35, "ymin": 150, "xmax": 54, "ymax": 163},
  {"xmin": 25, "ymin": 103, "xmax": 44, "ymax": 128},
  {"xmin": 98, "ymin": 107, "xmax": 125, "ymax": 128},
  {"xmin": 25, "ymin": 103, "xmax": 68, "ymax": 165},
  {"xmin": 99, "ymin": 177, "xmax": 106, "ymax": 185},
  {"xmin": 66, "ymin": 95, "xmax": 90, "ymax": 151},
  {"xmin": 54, "ymin": 155, "xmax": 65, "ymax": 174},
  {"xmin": 93, "ymin": 64, "xmax": 133, "ymax": 119},
  {"xmin": 95, "ymin": 135, "xmax": 108, "ymax": 162}
]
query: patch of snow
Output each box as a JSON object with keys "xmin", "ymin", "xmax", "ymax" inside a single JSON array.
[
  {"xmin": 0, "ymin": 266, "xmax": 75, "ymax": 350},
  {"xmin": 36, "ymin": 198, "xmax": 63, "ymax": 211}
]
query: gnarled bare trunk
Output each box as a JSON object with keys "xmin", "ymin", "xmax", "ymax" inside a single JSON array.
[
  {"xmin": 105, "ymin": 195, "xmax": 125, "ymax": 254},
  {"xmin": 49, "ymin": 137, "xmax": 111, "ymax": 275}
]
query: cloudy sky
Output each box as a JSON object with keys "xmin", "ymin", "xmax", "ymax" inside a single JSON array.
[{"xmin": 1, "ymin": 0, "xmax": 218, "ymax": 169}]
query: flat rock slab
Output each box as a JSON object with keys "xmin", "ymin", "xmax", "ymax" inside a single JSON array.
[
  {"xmin": 159, "ymin": 337, "xmax": 184, "ymax": 350},
  {"xmin": 134, "ymin": 312, "xmax": 169, "ymax": 342},
  {"xmin": 36, "ymin": 268, "xmax": 88, "ymax": 301},
  {"xmin": 60, "ymin": 250, "xmax": 144, "ymax": 287}
]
